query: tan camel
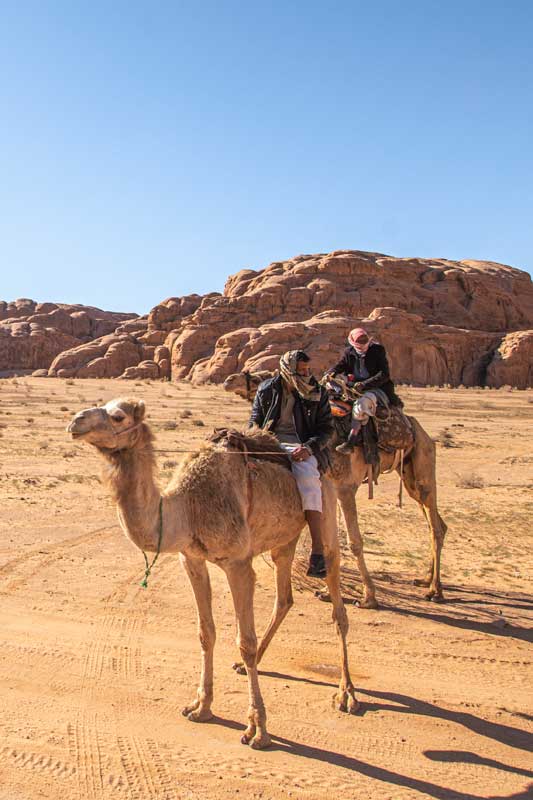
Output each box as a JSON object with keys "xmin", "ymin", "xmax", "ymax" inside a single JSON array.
[
  {"xmin": 223, "ymin": 371, "xmax": 448, "ymax": 606},
  {"xmin": 67, "ymin": 398, "xmax": 358, "ymax": 750}
]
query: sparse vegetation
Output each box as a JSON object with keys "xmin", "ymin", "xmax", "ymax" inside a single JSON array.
[
  {"xmin": 179, "ymin": 409, "xmax": 192, "ymax": 419},
  {"xmin": 162, "ymin": 420, "xmax": 178, "ymax": 430},
  {"xmin": 435, "ymin": 428, "xmax": 455, "ymax": 448},
  {"xmin": 457, "ymin": 472, "xmax": 485, "ymax": 489},
  {"xmin": 192, "ymin": 419, "xmax": 205, "ymax": 427}
]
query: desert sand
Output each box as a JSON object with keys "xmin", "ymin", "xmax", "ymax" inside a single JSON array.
[{"xmin": 0, "ymin": 377, "xmax": 532, "ymax": 800}]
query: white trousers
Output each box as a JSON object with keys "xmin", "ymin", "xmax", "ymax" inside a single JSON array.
[
  {"xmin": 280, "ymin": 444, "xmax": 322, "ymax": 513},
  {"xmin": 352, "ymin": 391, "xmax": 378, "ymax": 424}
]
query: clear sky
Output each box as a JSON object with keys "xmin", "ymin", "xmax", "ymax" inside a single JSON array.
[{"xmin": 1, "ymin": 1, "xmax": 532, "ymax": 315}]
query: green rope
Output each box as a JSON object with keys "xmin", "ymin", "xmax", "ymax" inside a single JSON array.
[{"xmin": 140, "ymin": 497, "xmax": 163, "ymax": 589}]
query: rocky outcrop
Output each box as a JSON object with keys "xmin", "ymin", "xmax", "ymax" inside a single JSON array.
[
  {"xmin": 170, "ymin": 251, "xmax": 533, "ymax": 387},
  {"xmin": 486, "ymin": 331, "xmax": 533, "ymax": 389},
  {"xmin": 189, "ymin": 308, "xmax": 501, "ymax": 387},
  {"xmin": 0, "ymin": 298, "xmax": 138, "ymax": 373},
  {"xmin": 8, "ymin": 250, "xmax": 533, "ymax": 386}
]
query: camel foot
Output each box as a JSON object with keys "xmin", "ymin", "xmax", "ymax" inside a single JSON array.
[
  {"xmin": 427, "ymin": 591, "xmax": 445, "ymax": 603},
  {"xmin": 232, "ymin": 661, "xmax": 247, "ymax": 675},
  {"xmin": 315, "ymin": 590, "xmax": 331, "ymax": 603},
  {"xmin": 334, "ymin": 684, "xmax": 359, "ymax": 714},
  {"xmin": 413, "ymin": 577, "xmax": 432, "ymax": 587},
  {"xmin": 181, "ymin": 701, "xmax": 213, "ymax": 722},
  {"xmin": 357, "ymin": 595, "xmax": 379, "ymax": 609},
  {"xmin": 241, "ymin": 729, "xmax": 272, "ymax": 749}
]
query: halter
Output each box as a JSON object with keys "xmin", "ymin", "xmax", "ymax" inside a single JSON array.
[{"xmin": 98, "ymin": 407, "xmax": 144, "ymax": 452}]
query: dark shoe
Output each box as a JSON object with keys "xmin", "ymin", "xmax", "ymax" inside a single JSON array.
[
  {"xmin": 307, "ymin": 553, "xmax": 327, "ymax": 578},
  {"xmin": 336, "ymin": 441, "xmax": 355, "ymax": 454}
]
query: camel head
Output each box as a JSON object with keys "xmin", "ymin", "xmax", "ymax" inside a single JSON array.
[
  {"xmin": 67, "ymin": 398, "xmax": 146, "ymax": 450},
  {"xmin": 223, "ymin": 370, "xmax": 272, "ymax": 402}
]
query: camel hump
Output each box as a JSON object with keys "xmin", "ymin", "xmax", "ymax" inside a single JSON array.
[{"xmin": 209, "ymin": 427, "xmax": 291, "ymax": 469}]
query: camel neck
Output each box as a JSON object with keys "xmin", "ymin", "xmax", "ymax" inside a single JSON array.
[{"xmin": 100, "ymin": 426, "xmax": 188, "ymax": 554}]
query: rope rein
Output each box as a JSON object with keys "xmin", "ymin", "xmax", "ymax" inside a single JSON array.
[{"xmin": 140, "ymin": 497, "xmax": 163, "ymax": 588}]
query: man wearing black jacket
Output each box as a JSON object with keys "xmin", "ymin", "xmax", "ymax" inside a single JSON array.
[
  {"xmin": 327, "ymin": 327, "xmax": 402, "ymax": 453},
  {"xmin": 249, "ymin": 350, "xmax": 333, "ymax": 578}
]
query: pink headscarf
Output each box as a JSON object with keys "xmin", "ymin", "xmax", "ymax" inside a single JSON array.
[{"xmin": 348, "ymin": 327, "xmax": 371, "ymax": 355}]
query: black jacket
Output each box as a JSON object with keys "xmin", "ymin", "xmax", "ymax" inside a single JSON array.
[
  {"xmin": 249, "ymin": 374, "xmax": 333, "ymax": 472},
  {"xmin": 330, "ymin": 343, "xmax": 402, "ymax": 406}
]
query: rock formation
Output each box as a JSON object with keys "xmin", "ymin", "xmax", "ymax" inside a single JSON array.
[
  {"xmin": 0, "ymin": 299, "xmax": 137, "ymax": 373},
  {"xmin": 5, "ymin": 250, "xmax": 532, "ymax": 386}
]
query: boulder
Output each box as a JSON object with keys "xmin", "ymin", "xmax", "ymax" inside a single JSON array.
[
  {"xmin": 120, "ymin": 360, "xmax": 160, "ymax": 380},
  {"xmin": 486, "ymin": 331, "xmax": 533, "ymax": 389}
]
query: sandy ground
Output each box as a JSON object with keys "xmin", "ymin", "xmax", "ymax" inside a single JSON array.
[{"xmin": 0, "ymin": 377, "xmax": 532, "ymax": 800}]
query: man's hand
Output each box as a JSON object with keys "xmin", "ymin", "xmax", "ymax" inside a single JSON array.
[
  {"xmin": 291, "ymin": 445, "xmax": 311, "ymax": 462},
  {"xmin": 353, "ymin": 382, "xmax": 365, "ymax": 394}
]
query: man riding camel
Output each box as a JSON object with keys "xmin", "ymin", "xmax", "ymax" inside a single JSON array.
[
  {"xmin": 249, "ymin": 350, "xmax": 333, "ymax": 578},
  {"xmin": 327, "ymin": 327, "xmax": 402, "ymax": 454}
]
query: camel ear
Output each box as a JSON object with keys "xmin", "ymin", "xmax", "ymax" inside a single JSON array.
[{"xmin": 134, "ymin": 400, "xmax": 146, "ymax": 422}]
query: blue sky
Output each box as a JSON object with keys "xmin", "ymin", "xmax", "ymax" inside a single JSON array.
[{"xmin": 1, "ymin": 1, "xmax": 532, "ymax": 314}]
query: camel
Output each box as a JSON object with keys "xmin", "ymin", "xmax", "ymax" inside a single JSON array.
[
  {"xmin": 223, "ymin": 370, "xmax": 448, "ymax": 606},
  {"xmin": 67, "ymin": 397, "xmax": 358, "ymax": 750}
]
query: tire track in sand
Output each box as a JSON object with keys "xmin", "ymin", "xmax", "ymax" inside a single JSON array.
[{"xmin": 69, "ymin": 556, "xmax": 181, "ymax": 800}]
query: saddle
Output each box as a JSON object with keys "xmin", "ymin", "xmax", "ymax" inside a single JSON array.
[{"xmin": 209, "ymin": 427, "xmax": 291, "ymax": 470}]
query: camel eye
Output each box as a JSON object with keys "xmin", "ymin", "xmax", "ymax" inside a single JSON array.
[{"xmin": 112, "ymin": 414, "xmax": 126, "ymax": 423}]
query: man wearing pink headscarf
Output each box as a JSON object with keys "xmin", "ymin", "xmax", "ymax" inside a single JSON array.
[{"xmin": 327, "ymin": 327, "xmax": 402, "ymax": 453}]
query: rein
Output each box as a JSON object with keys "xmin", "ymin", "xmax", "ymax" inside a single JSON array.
[{"xmin": 140, "ymin": 497, "xmax": 163, "ymax": 588}]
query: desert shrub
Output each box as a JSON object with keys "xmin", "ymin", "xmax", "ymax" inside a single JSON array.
[
  {"xmin": 435, "ymin": 428, "xmax": 455, "ymax": 447},
  {"xmin": 66, "ymin": 379, "xmax": 75, "ymax": 386},
  {"xmin": 192, "ymin": 419, "xmax": 205, "ymax": 427},
  {"xmin": 457, "ymin": 473, "xmax": 485, "ymax": 489},
  {"xmin": 60, "ymin": 406, "xmax": 69, "ymax": 412},
  {"xmin": 179, "ymin": 409, "xmax": 192, "ymax": 419},
  {"xmin": 162, "ymin": 420, "xmax": 178, "ymax": 430}
]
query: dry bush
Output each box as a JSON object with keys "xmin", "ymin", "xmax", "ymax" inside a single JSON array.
[
  {"xmin": 39, "ymin": 441, "xmax": 49, "ymax": 450},
  {"xmin": 192, "ymin": 419, "xmax": 205, "ymax": 427},
  {"xmin": 179, "ymin": 409, "xmax": 192, "ymax": 419},
  {"xmin": 66, "ymin": 379, "xmax": 75, "ymax": 386},
  {"xmin": 435, "ymin": 428, "xmax": 455, "ymax": 448},
  {"xmin": 26, "ymin": 417, "xmax": 34, "ymax": 423},
  {"xmin": 162, "ymin": 420, "xmax": 178, "ymax": 430},
  {"xmin": 457, "ymin": 473, "xmax": 485, "ymax": 489},
  {"xmin": 60, "ymin": 406, "xmax": 69, "ymax": 412},
  {"xmin": 163, "ymin": 459, "xmax": 178, "ymax": 469}
]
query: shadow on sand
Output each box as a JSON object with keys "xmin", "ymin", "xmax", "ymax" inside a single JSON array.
[{"xmin": 211, "ymin": 713, "xmax": 533, "ymax": 800}]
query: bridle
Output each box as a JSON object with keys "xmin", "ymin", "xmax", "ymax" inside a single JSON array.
[{"xmin": 97, "ymin": 407, "xmax": 144, "ymax": 452}]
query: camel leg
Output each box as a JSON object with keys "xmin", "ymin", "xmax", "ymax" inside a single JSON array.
[
  {"xmin": 233, "ymin": 537, "xmax": 298, "ymax": 675},
  {"xmin": 224, "ymin": 558, "xmax": 271, "ymax": 749},
  {"xmin": 337, "ymin": 485, "xmax": 378, "ymax": 609},
  {"xmin": 180, "ymin": 555, "xmax": 216, "ymax": 722},
  {"xmin": 322, "ymin": 482, "xmax": 359, "ymax": 714},
  {"xmin": 399, "ymin": 459, "xmax": 447, "ymax": 602}
]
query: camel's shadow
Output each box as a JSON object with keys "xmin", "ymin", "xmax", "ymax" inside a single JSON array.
[
  {"xmin": 291, "ymin": 558, "xmax": 533, "ymax": 644},
  {"xmin": 210, "ymin": 700, "xmax": 533, "ymax": 800}
]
